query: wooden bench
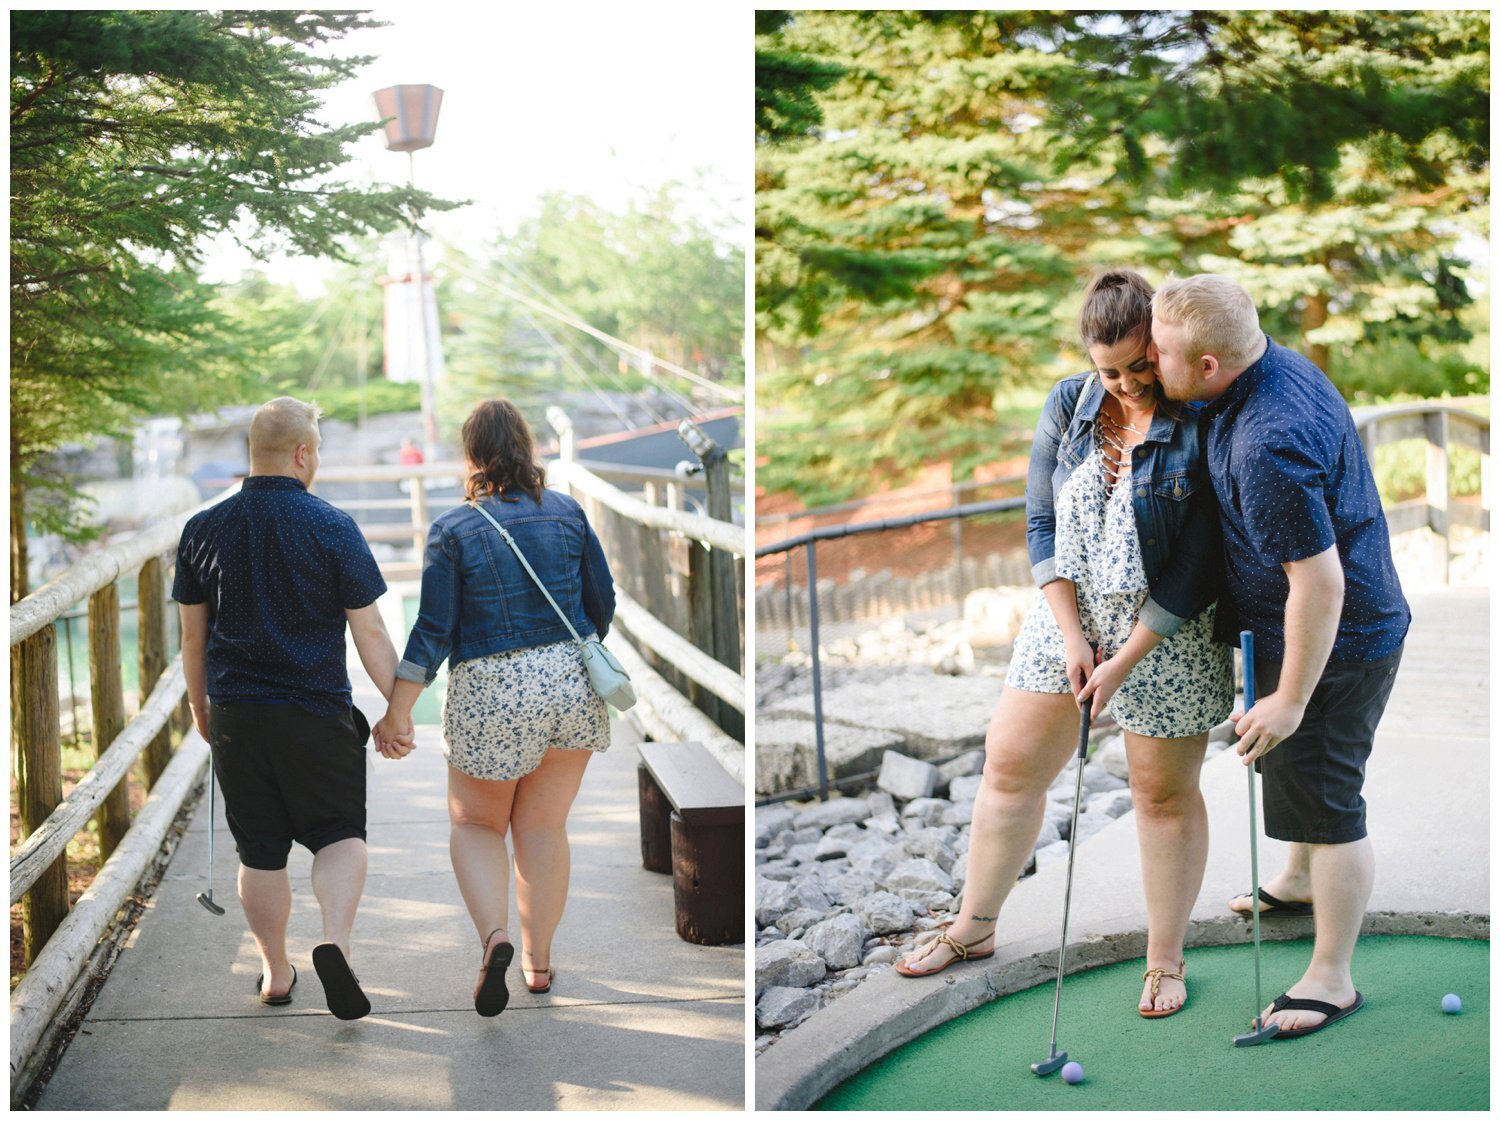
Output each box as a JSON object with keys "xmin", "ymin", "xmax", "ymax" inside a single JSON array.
[{"xmin": 637, "ymin": 741, "xmax": 744, "ymax": 946}]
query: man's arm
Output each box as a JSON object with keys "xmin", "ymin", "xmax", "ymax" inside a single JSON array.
[
  {"xmin": 178, "ymin": 602, "xmax": 211, "ymax": 740},
  {"xmin": 345, "ymin": 602, "xmax": 400, "ymax": 701},
  {"xmin": 1235, "ymin": 544, "xmax": 1344, "ymax": 763}
]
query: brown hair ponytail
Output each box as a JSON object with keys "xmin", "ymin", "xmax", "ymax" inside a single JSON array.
[{"xmin": 462, "ymin": 399, "xmax": 547, "ymax": 504}]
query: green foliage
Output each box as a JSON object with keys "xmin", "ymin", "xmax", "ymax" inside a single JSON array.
[
  {"xmin": 756, "ymin": 10, "xmax": 1490, "ymax": 503},
  {"xmin": 311, "ymin": 380, "xmax": 422, "ymax": 422},
  {"xmin": 212, "ymin": 259, "xmax": 387, "ymax": 392},
  {"xmin": 10, "ymin": 9, "xmax": 457, "ymax": 558},
  {"xmin": 754, "ymin": 11, "xmax": 847, "ymax": 143},
  {"xmin": 438, "ymin": 187, "xmax": 745, "ymax": 434}
]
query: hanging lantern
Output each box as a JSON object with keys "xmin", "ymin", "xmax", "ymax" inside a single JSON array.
[{"xmin": 371, "ymin": 84, "xmax": 444, "ymax": 152}]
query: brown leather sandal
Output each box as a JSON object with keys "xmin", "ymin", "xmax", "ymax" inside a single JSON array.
[
  {"xmin": 1139, "ymin": 959, "xmax": 1187, "ymax": 1018},
  {"xmin": 524, "ymin": 966, "xmax": 555, "ymax": 994},
  {"xmin": 474, "ymin": 927, "xmax": 513, "ymax": 1017},
  {"xmin": 895, "ymin": 930, "xmax": 996, "ymax": 977}
]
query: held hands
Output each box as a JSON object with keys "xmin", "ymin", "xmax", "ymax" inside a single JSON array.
[
  {"xmin": 1231, "ymin": 691, "xmax": 1307, "ymax": 765},
  {"xmin": 372, "ymin": 711, "xmax": 416, "ymax": 760}
]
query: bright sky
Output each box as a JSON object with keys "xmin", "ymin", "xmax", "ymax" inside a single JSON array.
[{"xmin": 200, "ymin": 5, "xmax": 750, "ymax": 292}]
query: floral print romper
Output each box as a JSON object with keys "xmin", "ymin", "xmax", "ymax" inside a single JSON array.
[{"xmin": 1006, "ymin": 438, "xmax": 1233, "ymax": 738}]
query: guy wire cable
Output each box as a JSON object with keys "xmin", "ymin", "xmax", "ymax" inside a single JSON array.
[
  {"xmin": 435, "ymin": 236, "xmax": 741, "ymax": 403},
  {"xmin": 442, "ymin": 249, "xmax": 703, "ymax": 418},
  {"xmin": 485, "ymin": 252, "xmax": 704, "ymax": 416}
]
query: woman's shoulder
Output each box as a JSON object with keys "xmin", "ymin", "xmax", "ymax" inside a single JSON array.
[{"xmin": 538, "ymin": 486, "xmax": 586, "ymax": 519}]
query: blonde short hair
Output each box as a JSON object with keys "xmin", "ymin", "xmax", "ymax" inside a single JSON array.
[
  {"xmin": 1152, "ymin": 275, "xmax": 1264, "ymax": 371},
  {"xmin": 249, "ymin": 396, "xmax": 321, "ymax": 463}
]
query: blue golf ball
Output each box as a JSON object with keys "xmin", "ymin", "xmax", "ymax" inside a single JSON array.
[
  {"xmin": 1442, "ymin": 993, "xmax": 1461, "ymax": 1014},
  {"xmin": 1062, "ymin": 1061, "xmax": 1084, "ymax": 1084}
]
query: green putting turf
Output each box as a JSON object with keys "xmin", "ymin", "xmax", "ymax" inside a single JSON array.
[{"xmin": 816, "ymin": 936, "xmax": 1488, "ymax": 1111}]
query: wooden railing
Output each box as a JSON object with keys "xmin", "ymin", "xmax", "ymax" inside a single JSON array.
[
  {"xmin": 9, "ymin": 485, "xmax": 237, "ymax": 1091},
  {"xmin": 1351, "ymin": 402, "xmax": 1489, "ymax": 584},
  {"xmin": 546, "ymin": 409, "xmax": 747, "ymax": 781}
]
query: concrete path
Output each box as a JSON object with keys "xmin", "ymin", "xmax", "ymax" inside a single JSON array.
[
  {"xmin": 36, "ymin": 601, "xmax": 746, "ymax": 1111},
  {"xmin": 756, "ymin": 586, "xmax": 1489, "ymax": 1109}
]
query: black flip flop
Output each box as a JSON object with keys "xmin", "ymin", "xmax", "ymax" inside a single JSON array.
[
  {"xmin": 1264, "ymin": 991, "xmax": 1364, "ymax": 1039},
  {"xmin": 475, "ymin": 938, "xmax": 514, "ymax": 1017},
  {"xmin": 312, "ymin": 943, "xmax": 372, "ymax": 1020},
  {"xmin": 256, "ymin": 964, "xmax": 297, "ymax": 1006},
  {"xmin": 1232, "ymin": 887, "xmax": 1314, "ymax": 917}
]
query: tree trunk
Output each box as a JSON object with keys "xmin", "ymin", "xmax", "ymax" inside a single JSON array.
[{"xmin": 1301, "ymin": 292, "xmax": 1330, "ymax": 373}]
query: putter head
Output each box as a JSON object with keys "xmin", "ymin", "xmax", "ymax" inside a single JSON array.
[
  {"xmin": 1233, "ymin": 1017, "xmax": 1280, "ymax": 1047},
  {"xmin": 196, "ymin": 891, "xmax": 226, "ymax": 916},
  {"xmin": 1031, "ymin": 1051, "xmax": 1068, "ymax": 1076}
]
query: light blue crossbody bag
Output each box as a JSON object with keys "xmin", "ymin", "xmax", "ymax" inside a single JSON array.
[{"xmin": 469, "ymin": 501, "xmax": 636, "ymax": 711}]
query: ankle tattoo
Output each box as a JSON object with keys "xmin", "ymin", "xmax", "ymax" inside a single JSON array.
[{"xmin": 970, "ymin": 914, "xmax": 997, "ymax": 923}]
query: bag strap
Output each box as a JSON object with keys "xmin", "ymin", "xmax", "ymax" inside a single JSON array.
[
  {"xmin": 468, "ymin": 501, "xmax": 585, "ymax": 646},
  {"xmin": 1072, "ymin": 371, "xmax": 1098, "ymax": 425}
]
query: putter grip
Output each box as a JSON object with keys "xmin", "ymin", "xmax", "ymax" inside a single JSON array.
[
  {"xmin": 1076, "ymin": 697, "xmax": 1092, "ymax": 759},
  {"xmin": 1240, "ymin": 630, "xmax": 1255, "ymax": 709}
]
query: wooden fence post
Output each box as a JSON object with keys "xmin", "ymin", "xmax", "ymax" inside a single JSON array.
[
  {"xmin": 679, "ymin": 420, "xmax": 742, "ymax": 739},
  {"xmin": 88, "ymin": 582, "xmax": 130, "ymax": 860},
  {"xmin": 15, "ymin": 627, "xmax": 69, "ymax": 963},
  {"xmin": 1426, "ymin": 412, "xmax": 1451, "ymax": 585},
  {"xmin": 410, "ymin": 474, "xmax": 430, "ymax": 558},
  {"xmin": 138, "ymin": 556, "xmax": 173, "ymax": 788}
]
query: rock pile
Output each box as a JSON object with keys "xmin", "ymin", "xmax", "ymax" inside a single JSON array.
[{"xmin": 753, "ymin": 729, "xmax": 1216, "ymax": 1049}]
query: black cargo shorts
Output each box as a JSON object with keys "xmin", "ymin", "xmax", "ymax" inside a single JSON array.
[
  {"xmin": 1252, "ymin": 645, "xmax": 1403, "ymax": 845},
  {"xmin": 207, "ymin": 701, "xmax": 371, "ymax": 871}
]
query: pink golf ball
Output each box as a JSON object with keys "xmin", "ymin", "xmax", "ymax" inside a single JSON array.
[{"xmin": 1062, "ymin": 1061, "xmax": 1084, "ymax": 1084}]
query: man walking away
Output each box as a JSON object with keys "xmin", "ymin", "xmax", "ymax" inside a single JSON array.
[{"xmin": 175, "ymin": 396, "xmax": 412, "ymax": 1020}]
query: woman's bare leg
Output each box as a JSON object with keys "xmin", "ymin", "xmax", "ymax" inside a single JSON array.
[
  {"xmin": 900, "ymin": 688, "xmax": 1081, "ymax": 973},
  {"xmin": 511, "ymin": 748, "xmax": 593, "ymax": 986},
  {"xmin": 448, "ymin": 767, "xmax": 520, "ymax": 992},
  {"xmin": 1127, "ymin": 730, "xmax": 1209, "ymax": 1012}
]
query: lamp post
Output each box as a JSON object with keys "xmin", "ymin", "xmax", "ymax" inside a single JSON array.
[{"xmin": 372, "ymin": 83, "xmax": 444, "ymax": 462}]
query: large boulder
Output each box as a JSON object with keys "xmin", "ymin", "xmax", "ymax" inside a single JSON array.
[
  {"xmin": 883, "ymin": 857, "xmax": 954, "ymax": 895},
  {"xmin": 756, "ymin": 985, "xmax": 820, "ymax": 1029},
  {"xmin": 948, "ymin": 774, "xmax": 985, "ymax": 804},
  {"xmin": 754, "ymin": 878, "xmax": 796, "ymax": 927},
  {"xmin": 878, "ymin": 752, "xmax": 941, "ymax": 801},
  {"xmin": 755, "ymin": 939, "xmax": 827, "ymax": 996},
  {"xmin": 794, "ymin": 797, "xmax": 874, "ymax": 831},
  {"xmin": 756, "ymin": 805, "xmax": 796, "ymax": 839},
  {"xmin": 804, "ymin": 913, "xmax": 869, "ymax": 970},
  {"xmin": 855, "ymin": 891, "xmax": 918, "ymax": 935}
]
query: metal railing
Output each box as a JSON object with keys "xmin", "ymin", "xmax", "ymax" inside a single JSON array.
[
  {"xmin": 753, "ymin": 399, "xmax": 1489, "ymax": 806},
  {"xmin": 754, "ymin": 498, "xmax": 1024, "ymax": 803}
]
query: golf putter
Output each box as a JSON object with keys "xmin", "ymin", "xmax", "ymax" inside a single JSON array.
[
  {"xmin": 1032, "ymin": 694, "xmax": 1093, "ymax": 1077},
  {"xmin": 1233, "ymin": 630, "xmax": 1277, "ymax": 1047},
  {"xmin": 196, "ymin": 749, "xmax": 226, "ymax": 916}
]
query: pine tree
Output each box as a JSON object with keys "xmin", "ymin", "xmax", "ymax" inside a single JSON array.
[
  {"xmin": 755, "ymin": 10, "xmax": 1489, "ymax": 505},
  {"xmin": 10, "ymin": 9, "xmax": 454, "ymax": 597}
]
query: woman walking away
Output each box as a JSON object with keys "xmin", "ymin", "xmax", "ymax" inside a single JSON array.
[
  {"xmin": 374, "ymin": 399, "xmax": 617, "ymax": 1015},
  {"xmin": 897, "ymin": 270, "xmax": 1233, "ymax": 1018}
]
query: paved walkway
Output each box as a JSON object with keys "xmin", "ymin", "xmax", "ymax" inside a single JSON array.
[
  {"xmin": 757, "ymin": 586, "xmax": 1489, "ymax": 1109},
  {"xmin": 36, "ymin": 600, "xmax": 745, "ymax": 1111}
]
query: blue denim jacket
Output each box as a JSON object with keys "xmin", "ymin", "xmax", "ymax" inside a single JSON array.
[
  {"xmin": 1025, "ymin": 371, "xmax": 1221, "ymax": 637},
  {"xmin": 395, "ymin": 488, "xmax": 616, "ymax": 685}
]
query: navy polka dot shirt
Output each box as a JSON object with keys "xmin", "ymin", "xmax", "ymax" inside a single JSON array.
[
  {"xmin": 172, "ymin": 475, "xmax": 388, "ymax": 715},
  {"xmin": 1201, "ymin": 337, "xmax": 1410, "ymax": 663}
]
